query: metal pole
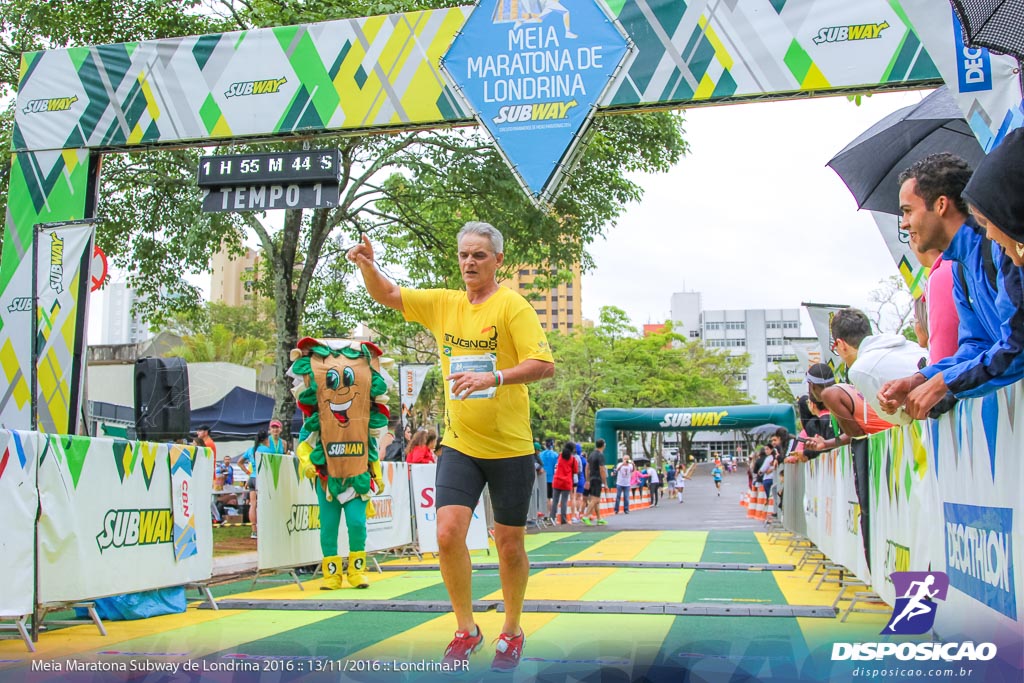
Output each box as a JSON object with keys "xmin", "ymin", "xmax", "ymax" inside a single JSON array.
[
  {"xmin": 30, "ymin": 224, "xmax": 39, "ymax": 433},
  {"xmin": 30, "ymin": 223, "xmax": 40, "ymax": 643}
]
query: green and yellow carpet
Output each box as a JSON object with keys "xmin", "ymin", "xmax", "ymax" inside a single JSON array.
[{"xmin": 0, "ymin": 531, "xmax": 906, "ymax": 682}]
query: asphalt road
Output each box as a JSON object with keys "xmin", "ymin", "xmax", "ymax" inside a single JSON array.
[{"xmin": 539, "ymin": 462, "xmax": 762, "ymax": 533}]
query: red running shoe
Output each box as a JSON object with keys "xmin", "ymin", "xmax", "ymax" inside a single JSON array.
[
  {"xmin": 491, "ymin": 629, "xmax": 525, "ymax": 672},
  {"xmin": 442, "ymin": 626, "xmax": 483, "ymax": 668}
]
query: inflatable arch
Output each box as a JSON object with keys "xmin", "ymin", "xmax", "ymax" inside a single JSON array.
[{"xmin": 595, "ymin": 404, "xmax": 797, "ymax": 463}]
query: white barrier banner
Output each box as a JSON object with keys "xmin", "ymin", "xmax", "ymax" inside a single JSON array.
[
  {"xmin": 801, "ymin": 445, "xmax": 870, "ymax": 583},
  {"xmin": 258, "ymin": 455, "xmax": 414, "ymax": 571},
  {"xmin": 0, "ymin": 431, "xmax": 38, "ymax": 616},
  {"xmin": 796, "ymin": 380, "xmax": 1023, "ymax": 651},
  {"xmin": 867, "ymin": 421, "xmax": 935, "ymax": 605},
  {"xmin": 410, "ymin": 463, "xmax": 489, "ymax": 554},
  {"xmin": 37, "ymin": 436, "xmax": 213, "ymax": 603},
  {"xmin": 257, "ymin": 452, "xmax": 321, "ymax": 571}
]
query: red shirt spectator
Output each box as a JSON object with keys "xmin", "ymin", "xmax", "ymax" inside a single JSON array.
[
  {"xmin": 552, "ymin": 452, "xmax": 579, "ymax": 490},
  {"xmin": 405, "ymin": 427, "xmax": 437, "ymax": 464}
]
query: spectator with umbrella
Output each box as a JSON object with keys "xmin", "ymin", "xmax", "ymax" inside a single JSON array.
[{"xmin": 878, "ymin": 150, "xmax": 1024, "ymax": 419}]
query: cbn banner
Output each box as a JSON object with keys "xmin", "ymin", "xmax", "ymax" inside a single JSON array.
[
  {"xmin": 34, "ymin": 221, "xmax": 95, "ymax": 435},
  {"xmin": 36, "ymin": 435, "xmax": 213, "ymax": 604},
  {"xmin": 257, "ymin": 454, "xmax": 413, "ymax": 572},
  {"xmin": 0, "ymin": 431, "xmax": 38, "ymax": 617},
  {"xmin": 410, "ymin": 463, "xmax": 489, "ymax": 554}
]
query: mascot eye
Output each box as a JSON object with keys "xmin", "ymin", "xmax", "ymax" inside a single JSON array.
[
  {"xmin": 326, "ymin": 369, "xmax": 341, "ymax": 390},
  {"xmin": 343, "ymin": 367, "xmax": 355, "ymax": 387}
]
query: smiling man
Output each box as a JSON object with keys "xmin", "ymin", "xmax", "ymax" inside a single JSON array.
[
  {"xmin": 877, "ymin": 153, "xmax": 1024, "ymax": 419},
  {"xmin": 347, "ymin": 222, "xmax": 554, "ymax": 672}
]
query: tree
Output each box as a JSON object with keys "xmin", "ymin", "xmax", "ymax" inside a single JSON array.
[
  {"xmin": 0, "ymin": 0, "xmax": 220, "ymax": 252},
  {"xmin": 869, "ymin": 274, "xmax": 914, "ymax": 334},
  {"xmin": 766, "ymin": 369, "xmax": 796, "ymax": 405},
  {"xmin": 529, "ymin": 308, "xmax": 751, "ymax": 443},
  {"xmin": 166, "ymin": 324, "xmax": 274, "ymax": 367},
  {"xmin": 3, "ymin": 1, "xmax": 688, "ymax": 432}
]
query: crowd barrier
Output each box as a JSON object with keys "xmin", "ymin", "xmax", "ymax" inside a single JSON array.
[
  {"xmin": 255, "ymin": 457, "xmax": 488, "ymax": 569},
  {"xmin": 783, "ymin": 383, "xmax": 1022, "ymax": 643},
  {"xmin": 0, "ymin": 432, "xmax": 37, "ymax": 618},
  {"xmin": 0, "ymin": 430, "xmax": 213, "ymax": 620}
]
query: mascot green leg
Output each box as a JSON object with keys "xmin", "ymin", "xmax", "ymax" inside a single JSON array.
[
  {"xmin": 315, "ymin": 483, "xmax": 370, "ymax": 588},
  {"xmin": 342, "ymin": 496, "xmax": 369, "ymax": 588}
]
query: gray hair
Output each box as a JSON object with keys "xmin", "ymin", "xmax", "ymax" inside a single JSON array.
[{"xmin": 457, "ymin": 221, "xmax": 504, "ymax": 255}]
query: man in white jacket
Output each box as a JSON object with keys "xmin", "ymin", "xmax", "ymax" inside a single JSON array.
[{"xmin": 830, "ymin": 308, "xmax": 928, "ymax": 426}]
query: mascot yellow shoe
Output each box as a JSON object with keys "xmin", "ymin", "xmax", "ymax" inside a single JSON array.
[
  {"xmin": 321, "ymin": 556, "xmax": 343, "ymax": 590},
  {"xmin": 347, "ymin": 551, "xmax": 370, "ymax": 589}
]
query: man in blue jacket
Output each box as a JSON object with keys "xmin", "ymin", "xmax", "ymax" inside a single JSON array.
[
  {"xmin": 539, "ymin": 438, "xmax": 559, "ymax": 503},
  {"xmin": 878, "ymin": 153, "xmax": 1024, "ymax": 419}
]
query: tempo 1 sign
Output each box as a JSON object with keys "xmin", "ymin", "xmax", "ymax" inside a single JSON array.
[
  {"xmin": 201, "ymin": 183, "xmax": 338, "ymax": 212},
  {"xmin": 197, "ymin": 149, "xmax": 341, "ymax": 213}
]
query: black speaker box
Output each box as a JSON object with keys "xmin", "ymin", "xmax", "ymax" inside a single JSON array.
[{"xmin": 134, "ymin": 357, "xmax": 191, "ymax": 441}]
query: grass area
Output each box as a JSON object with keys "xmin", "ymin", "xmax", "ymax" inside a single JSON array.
[{"xmin": 213, "ymin": 524, "xmax": 256, "ymax": 556}]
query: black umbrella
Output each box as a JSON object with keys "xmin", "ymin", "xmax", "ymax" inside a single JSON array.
[
  {"xmin": 950, "ymin": 0, "xmax": 1024, "ymax": 65},
  {"xmin": 827, "ymin": 87, "xmax": 985, "ymax": 215},
  {"xmin": 748, "ymin": 423, "xmax": 783, "ymax": 439}
]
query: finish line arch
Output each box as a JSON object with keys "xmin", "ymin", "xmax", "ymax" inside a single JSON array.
[{"xmin": 595, "ymin": 404, "xmax": 797, "ymax": 463}]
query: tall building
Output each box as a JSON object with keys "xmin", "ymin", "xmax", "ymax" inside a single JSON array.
[
  {"xmin": 102, "ymin": 281, "xmax": 150, "ymax": 345},
  {"xmin": 210, "ymin": 246, "xmax": 259, "ymax": 306},
  {"xmin": 670, "ymin": 292, "xmax": 801, "ymax": 404},
  {"xmin": 501, "ymin": 263, "xmax": 582, "ymax": 333}
]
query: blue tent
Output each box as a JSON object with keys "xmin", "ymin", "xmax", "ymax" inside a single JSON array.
[{"xmin": 189, "ymin": 386, "xmax": 304, "ymax": 439}]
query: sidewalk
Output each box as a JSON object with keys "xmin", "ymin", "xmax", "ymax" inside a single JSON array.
[{"xmin": 211, "ymin": 551, "xmax": 257, "ymax": 576}]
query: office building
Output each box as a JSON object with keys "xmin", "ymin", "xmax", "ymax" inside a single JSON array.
[
  {"xmin": 670, "ymin": 292, "xmax": 800, "ymax": 404},
  {"xmin": 102, "ymin": 281, "xmax": 151, "ymax": 345},
  {"xmin": 210, "ymin": 246, "xmax": 260, "ymax": 306},
  {"xmin": 502, "ymin": 263, "xmax": 583, "ymax": 333}
]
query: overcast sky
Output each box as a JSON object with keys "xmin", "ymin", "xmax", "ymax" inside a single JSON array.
[{"xmin": 581, "ymin": 89, "xmax": 931, "ymax": 333}]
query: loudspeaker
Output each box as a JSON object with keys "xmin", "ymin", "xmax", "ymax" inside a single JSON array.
[{"xmin": 134, "ymin": 357, "xmax": 191, "ymax": 441}]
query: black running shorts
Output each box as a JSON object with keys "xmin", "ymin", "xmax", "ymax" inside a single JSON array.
[{"xmin": 435, "ymin": 446, "xmax": 536, "ymax": 527}]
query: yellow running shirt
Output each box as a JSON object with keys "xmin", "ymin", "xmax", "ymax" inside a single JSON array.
[{"xmin": 401, "ymin": 286, "xmax": 553, "ymax": 459}]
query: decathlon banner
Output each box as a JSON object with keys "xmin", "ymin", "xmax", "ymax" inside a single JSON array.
[
  {"xmin": 0, "ymin": 431, "xmax": 38, "ymax": 617},
  {"xmin": 34, "ymin": 220, "xmax": 95, "ymax": 435},
  {"xmin": 925, "ymin": 388, "xmax": 1023, "ymax": 643},
  {"xmin": 899, "ymin": 0, "xmax": 1023, "ymax": 151},
  {"xmin": 866, "ymin": 420, "xmax": 938, "ymax": 607},
  {"xmin": 36, "ymin": 436, "xmax": 213, "ymax": 603},
  {"xmin": 411, "ymin": 463, "xmax": 489, "ymax": 554},
  {"xmin": 258, "ymin": 454, "xmax": 414, "ymax": 571}
]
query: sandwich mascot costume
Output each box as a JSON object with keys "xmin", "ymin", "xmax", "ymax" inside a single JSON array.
[{"xmin": 289, "ymin": 337, "xmax": 390, "ymax": 589}]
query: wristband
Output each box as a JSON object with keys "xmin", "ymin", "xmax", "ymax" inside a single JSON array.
[{"xmin": 496, "ymin": 370, "xmax": 504, "ymax": 386}]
